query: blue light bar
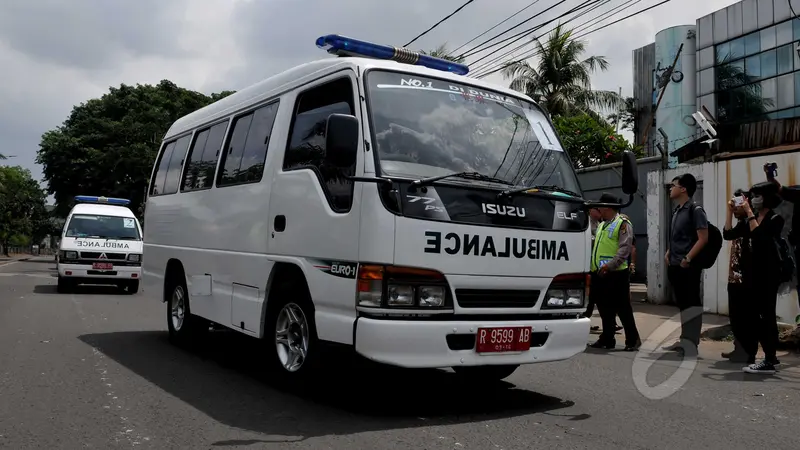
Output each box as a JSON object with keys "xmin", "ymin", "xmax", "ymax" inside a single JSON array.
[
  {"xmin": 316, "ymin": 34, "xmax": 470, "ymax": 76},
  {"xmin": 74, "ymin": 195, "xmax": 131, "ymax": 206}
]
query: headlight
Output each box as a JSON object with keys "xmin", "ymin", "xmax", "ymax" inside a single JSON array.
[
  {"xmin": 387, "ymin": 284, "xmax": 414, "ymax": 306},
  {"xmin": 127, "ymin": 254, "xmax": 141, "ymax": 262},
  {"xmin": 419, "ymin": 286, "xmax": 445, "ymax": 307},
  {"xmin": 65, "ymin": 251, "xmax": 77, "ymax": 259},
  {"xmin": 356, "ymin": 265, "xmax": 451, "ymax": 309},
  {"xmin": 542, "ymin": 273, "xmax": 589, "ymax": 309}
]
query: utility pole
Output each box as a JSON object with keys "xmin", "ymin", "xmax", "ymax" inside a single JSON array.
[
  {"xmin": 615, "ymin": 86, "xmax": 622, "ymax": 133},
  {"xmin": 640, "ymin": 43, "xmax": 684, "ymax": 148}
]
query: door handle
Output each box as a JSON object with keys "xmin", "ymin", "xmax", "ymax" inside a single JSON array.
[{"xmin": 274, "ymin": 215, "xmax": 286, "ymax": 232}]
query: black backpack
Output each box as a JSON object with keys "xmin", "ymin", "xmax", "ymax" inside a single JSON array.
[
  {"xmin": 771, "ymin": 215, "xmax": 796, "ymax": 284},
  {"xmin": 687, "ymin": 203, "xmax": 723, "ymax": 269}
]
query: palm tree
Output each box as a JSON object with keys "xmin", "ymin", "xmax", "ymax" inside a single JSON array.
[
  {"xmin": 420, "ymin": 44, "xmax": 465, "ymax": 63},
  {"xmin": 714, "ymin": 56, "xmax": 772, "ymax": 123},
  {"xmin": 501, "ymin": 24, "xmax": 622, "ymax": 121}
]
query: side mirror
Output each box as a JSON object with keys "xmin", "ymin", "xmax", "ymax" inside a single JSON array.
[
  {"xmin": 324, "ymin": 113, "xmax": 359, "ymax": 168},
  {"xmin": 621, "ymin": 150, "xmax": 638, "ymax": 195}
]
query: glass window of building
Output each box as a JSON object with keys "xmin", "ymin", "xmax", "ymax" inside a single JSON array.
[
  {"xmin": 700, "ymin": 68, "xmax": 715, "ymax": 95},
  {"xmin": 762, "ymin": 78, "xmax": 777, "ymax": 112},
  {"xmin": 777, "ymin": 73, "xmax": 795, "ymax": 110},
  {"xmin": 760, "ymin": 26, "xmax": 777, "ymax": 51},
  {"xmin": 716, "ymin": 42, "xmax": 731, "ymax": 63},
  {"xmin": 760, "ymin": 49, "xmax": 777, "ymax": 78},
  {"xmin": 729, "ymin": 36, "xmax": 746, "ymax": 60},
  {"xmin": 777, "ymin": 44, "xmax": 794, "ymax": 74},
  {"xmin": 745, "ymin": 54, "xmax": 761, "ymax": 79},
  {"xmin": 794, "ymin": 18, "xmax": 800, "ymax": 41},
  {"xmin": 744, "ymin": 32, "xmax": 761, "ymax": 56},
  {"xmin": 777, "ymin": 20, "xmax": 793, "ymax": 46},
  {"xmin": 794, "ymin": 72, "xmax": 800, "ymax": 105}
]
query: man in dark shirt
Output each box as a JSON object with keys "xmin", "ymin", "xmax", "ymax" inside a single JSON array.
[
  {"xmin": 764, "ymin": 163, "xmax": 800, "ymax": 288},
  {"xmin": 664, "ymin": 174, "xmax": 709, "ymax": 355}
]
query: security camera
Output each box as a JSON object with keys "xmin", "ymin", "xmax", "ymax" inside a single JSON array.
[{"xmin": 692, "ymin": 111, "xmax": 717, "ymax": 139}]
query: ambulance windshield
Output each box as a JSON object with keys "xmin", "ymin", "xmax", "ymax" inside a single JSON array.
[
  {"xmin": 365, "ymin": 70, "xmax": 581, "ymax": 194},
  {"xmin": 65, "ymin": 214, "xmax": 141, "ymax": 240}
]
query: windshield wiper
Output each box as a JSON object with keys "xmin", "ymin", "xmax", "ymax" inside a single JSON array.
[
  {"xmin": 498, "ymin": 184, "xmax": 582, "ymax": 199},
  {"xmin": 410, "ymin": 171, "xmax": 515, "ymax": 189},
  {"xmin": 116, "ymin": 236, "xmax": 141, "ymax": 240}
]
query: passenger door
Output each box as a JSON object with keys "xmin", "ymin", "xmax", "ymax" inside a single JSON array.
[{"xmin": 268, "ymin": 71, "xmax": 363, "ymax": 344}]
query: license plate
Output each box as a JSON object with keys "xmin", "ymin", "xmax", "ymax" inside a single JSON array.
[
  {"xmin": 92, "ymin": 262, "xmax": 113, "ymax": 270},
  {"xmin": 476, "ymin": 326, "xmax": 532, "ymax": 354}
]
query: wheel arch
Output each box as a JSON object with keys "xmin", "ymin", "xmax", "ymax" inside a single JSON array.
[
  {"xmin": 259, "ymin": 262, "xmax": 313, "ymax": 338},
  {"xmin": 163, "ymin": 258, "xmax": 187, "ymax": 303}
]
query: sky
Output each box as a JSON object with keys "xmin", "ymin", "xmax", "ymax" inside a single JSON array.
[{"xmin": 0, "ymin": 0, "xmax": 738, "ymax": 200}]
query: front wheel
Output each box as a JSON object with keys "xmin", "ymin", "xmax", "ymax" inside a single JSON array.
[
  {"xmin": 166, "ymin": 274, "xmax": 206, "ymax": 345},
  {"xmin": 266, "ymin": 286, "xmax": 319, "ymax": 379},
  {"xmin": 452, "ymin": 364, "xmax": 519, "ymax": 382},
  {"xmin": 57, "ymin": 276, "xmax": 73, "ymax": 293}
]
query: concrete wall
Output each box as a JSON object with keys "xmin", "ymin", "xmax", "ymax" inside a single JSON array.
[
  {"xmin": 647, "ymin": 153, "xmax": 800, "ymax": 322},
  {"xmin": 577, "ymin": 156, "xmax": 662, "ymax": 283}
]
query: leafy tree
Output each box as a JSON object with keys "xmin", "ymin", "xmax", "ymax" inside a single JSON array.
[
  {"xmin": 607, "ymin": 96, "xmax": 636, "ymax": 132},
  {"xmin": 36, "ymin": 80, "xmax": 235, "ymax": 218},
  {"xmin": 420, "ymin": 44, "xmax": 465, "ymax": 63},
  {"xmin": 501, "ymin": 24, "xmax": 623, "ymax": 122},
  {"xmin": 0, "ymin": 166, "xmax": 48, "ymax": 255},
  {"xmin": 553, "ymin": 114, "xmax": 643, "ymax": 169}
]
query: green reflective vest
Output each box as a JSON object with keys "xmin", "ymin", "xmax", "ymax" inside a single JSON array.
[{"xmin": 591, "ymin": 215, "xmax": 630, "ymax": 272}]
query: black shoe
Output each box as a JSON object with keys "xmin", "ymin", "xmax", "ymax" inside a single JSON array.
[
  {"xmin": 590, "ymin": 325, "xmax": 600, "ymax": 331},
  {"xmin": 662, "ymin": 342, "xmax": 682, "ymax": 352},
  {"xmin": 615, "ymin": 325, "xmax": 623, "ymax": 331},
  {"xmin": 588, "ymin": 340, "xmax": 615, "ymax": 349},
  {"xmin": 624, "ymin": 339, "xmax": 642, "ymax": 352},
  {"xmin": 722, "ymin": 349, "xmax": 749, "ymax": 362},
  {"xmin": 743, "ymin": 360, "xmax": 777, "ymax": 374}
]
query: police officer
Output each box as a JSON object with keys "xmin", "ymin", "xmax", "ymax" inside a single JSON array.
[{"xmin": 588, "ymin": 193, "xmax": 642, "ymax": 351}]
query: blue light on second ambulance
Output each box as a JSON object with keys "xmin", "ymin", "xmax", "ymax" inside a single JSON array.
[
  {"xmin": 74, "ymin": 195, "xmax": 131, "ymax": 206},
  {"xmin": 315, "ymin": 34, "xmax": 470, "ymax": 76}
]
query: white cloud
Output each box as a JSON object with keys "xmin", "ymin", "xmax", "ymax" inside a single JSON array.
[{"xmin": 0, "ymin": 0, "xmax": 739, "ymax": 189}]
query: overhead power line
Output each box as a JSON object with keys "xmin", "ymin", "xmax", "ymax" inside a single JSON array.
[
  {"xmin": 456, "ymin": 0, "xmax": 570, "ymax": 59},
  {"xmin": 468, "ymin": 0, "xmax": 614, "ymax": 74},
  {"xmin": 469, "ymin": 0, "xmax": 642, "ymax": 77},
  {"xmin": 404, "ymin": 0, "xmax": 478, "ymax": 48},
  {"xmin": 449, "ymin": 0, "xmax": 544, "ymax": 55},
  {"xmin": 473, "ymin": 0, "xmax": 673, "ymax": 79}
]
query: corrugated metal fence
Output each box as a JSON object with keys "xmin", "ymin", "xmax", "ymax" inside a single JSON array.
[{"xmin": 576, "ymin": 156, "xmax": 662, "ymax": 283}]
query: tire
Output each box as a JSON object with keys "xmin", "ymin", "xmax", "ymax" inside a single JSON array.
[
  {"xmin": 57, "ymin": 276, "xmax": 72, "ymax": 293},
  {"xmin": 452, "ymin": 364, "xmax": 519, "ymax": 382},
  {"xmin": 127, "ymin": 280, "xmax": 140, "ymax": 294},
  {"xmin": 166, "ymin": 271, "xmax": 206, "ymax": 345},
  {"xmin": 265, "ymin": 279, "xmax": 319, "ymax": 380}
]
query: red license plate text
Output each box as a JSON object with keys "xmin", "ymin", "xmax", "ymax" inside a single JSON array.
[
  {"xmin": 92, "ymin": 262, "xmax": 113, "ymax": 270},
  {"xmin": 476, "ymin": 326, "xmax": 532, "ymax": 354}
]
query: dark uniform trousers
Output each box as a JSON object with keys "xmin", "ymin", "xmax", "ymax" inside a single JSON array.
[{"xmin": 590, "ymin": 269, "xmax": 640, "ymax": 346}]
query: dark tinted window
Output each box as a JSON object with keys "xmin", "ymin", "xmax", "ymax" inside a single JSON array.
[
  {"xmin": 183, "ymin": 121, "xmax": 227, "ymax": 191},
  {"xmin": 218, "ymin": 102, "xmax": 279, "ymax": 186},
  {"xmin": 150, "ymin": 141, "xmax": 176, "ymax": 196},
  {"xmin": 284, "ymin": 78, "xmax": 356, "ymax": 212},
  {"xmin": 162, "ymin": 135, "xmax": 192, "ymax": 195}
]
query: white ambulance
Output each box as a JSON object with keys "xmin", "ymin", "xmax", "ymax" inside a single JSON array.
[
  {"xmin": 142, "ymin": 35, "xmax": 638, "ymax": 382},
  {"xmin": 57, "ymin": 196, "xmax": 143, "ymax": 294}
]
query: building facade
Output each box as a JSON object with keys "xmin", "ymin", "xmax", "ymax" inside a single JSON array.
[{"xmin": 697, "ymin": 0, "xmax": 800, "ymax": 125}]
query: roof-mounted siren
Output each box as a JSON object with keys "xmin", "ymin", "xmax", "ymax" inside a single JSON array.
[
  {"xmin": 692, "ymin": 108, "xmax": 719, "ymax": 149},
  {"xmin": 315, "ymin": 34, "xmax": 470, "ymax": 76},
  {"xmin": 74, "ymin": 195, "xmax": 131, "ymax": 206}
]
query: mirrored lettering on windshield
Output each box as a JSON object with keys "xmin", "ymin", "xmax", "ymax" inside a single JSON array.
[
  {"xmin": 65, "ymin": 214, "xmax": 141, "ymax": 240},
  {"xmin": 365, "ymin": 70, "xmax": 580, "ymax": 194}
]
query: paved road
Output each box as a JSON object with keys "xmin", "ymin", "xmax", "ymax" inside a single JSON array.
[{"xmin": 1, "ymin": 258, "xmax": 799, "ymax": 450}]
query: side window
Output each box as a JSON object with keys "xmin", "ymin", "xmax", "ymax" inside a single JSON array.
[
  {"xmin": 284, "ymin": 77, "xmax": 356, "ymax": 212},
  {"xmin": 182, "ymin": 121, "xmax": 228, "ymax": 191},
  {"xmin": 161, "ymin": 134, "xmax": 192, "ymax": 195},
  {"xmin": 218, "ymin": 102, "xmax": 279, "ymax": 187},
  {"xmin": 150, "ymin": 141, "xmax": 176, "ymax": 196}
]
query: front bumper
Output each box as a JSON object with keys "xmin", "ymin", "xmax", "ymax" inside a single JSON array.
[
  {"xmin": 354, "ymin": 316, "xmax": 590, "ymax": 369},
  {"xmin": 57, "ymin": 263, "xmax": 141, "ymax": 281}
]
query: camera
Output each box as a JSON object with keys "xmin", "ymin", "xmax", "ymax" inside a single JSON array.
[{"xmin": 765, "ymin": 161, "xmax": 778, "ymax": 178}]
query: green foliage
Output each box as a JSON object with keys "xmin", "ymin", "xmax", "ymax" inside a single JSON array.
[
  {"xmin": 553, "ymin": 114, "xmax": 643, "ymax": 169},
  {"xmin": 0, "ymin": 166, "xmax": 49, "ymax": 255},
  {"xmin": 607, "ymin": 96, "xmax": 636, "ymax": 132},
  {"xmin": 502, "ymin": 24, "xmax": 623, "ymax": 120},
  {"xmin": 36, "ymin": 80, "xmax": 235, "ymax": 218}
]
